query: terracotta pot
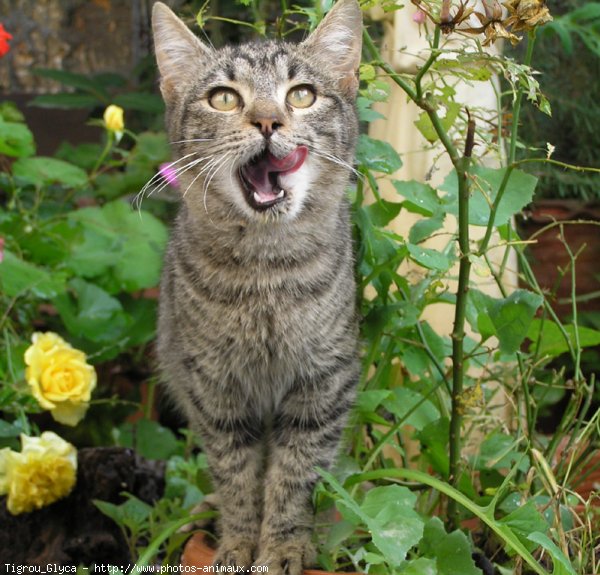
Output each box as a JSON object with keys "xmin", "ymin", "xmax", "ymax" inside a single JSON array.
[
  {"xmin": 516, "ymin": 200, "xmax": 600, "ymax": 318},
  {"xmin": 181, "ymin": 532, "xmax": 361, "ymax": 575},
  {"xmin": 555, "ymin": 438, "xmax": 600, "ymax": 507},
  {"xmin": 573, "ymin": 456, "xmax": 600, "ymax": 504}
]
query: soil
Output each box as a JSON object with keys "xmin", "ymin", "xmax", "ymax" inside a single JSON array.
[{"xmin": 0, "ymin": 446, "xmax": 165, "ymax": 566}]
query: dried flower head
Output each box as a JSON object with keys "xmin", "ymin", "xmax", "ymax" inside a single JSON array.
[
  {"xmin": 411, "ymin": 0, "xmax": 552, "ymax": 45},
  {"xmin": 503, "ymin": 0, "xmax": 553, "ymax": 32}
]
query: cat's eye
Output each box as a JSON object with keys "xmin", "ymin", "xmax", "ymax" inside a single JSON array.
[
  {"xmin": 286, "ymin": 85, "xmax": 316, "ymax": 109},
  {"xmin": 209, "ymin": 88, "xmax": 241, "ymax": 112}
]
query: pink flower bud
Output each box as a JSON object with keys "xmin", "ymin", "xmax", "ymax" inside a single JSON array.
[
  {"xmin": 159, "ymin": 163, "xmax": 179, "ymax": 187},
  {"xmin": 413, "ymin": 9, "xmax": 427, "ymax": 24}
]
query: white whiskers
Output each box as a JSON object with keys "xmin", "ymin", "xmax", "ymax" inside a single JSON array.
[
  {"xmin": 134, "ymin": 152, "xmax": 207, "ymax": 212},
  {"xmin": 305, "ymin": 145, "xmax": 362, "ymax": 181}
]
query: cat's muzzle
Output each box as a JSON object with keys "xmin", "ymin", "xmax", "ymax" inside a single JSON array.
[{"xmin": 238, "ymin": 146, "xmax": 308, "ymax": 211}]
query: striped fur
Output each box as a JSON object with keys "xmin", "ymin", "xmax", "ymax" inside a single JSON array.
[{"xmin": 152, "ymin": 1, "xmax": 362, "ymax": 573}]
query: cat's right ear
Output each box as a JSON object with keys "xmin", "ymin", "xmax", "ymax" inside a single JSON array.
[{"xmin": 152, "ymin": 2, "xmax": 212, "ymax": 99}]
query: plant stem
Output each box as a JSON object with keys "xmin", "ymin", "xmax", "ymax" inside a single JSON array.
[
  {"xmin": 91, "ymin": 131, "xmax": 114, "ymax": 178},
  {"xmin": 478, "ymin": 29, "xmax": 537, "ymax": 256},
  {"xmin": 363, "ymin": 26, "xmax": 473, "ymax": 529},
  {"xmin": 447, "ymin": 153, "xmax": 472, "ymax": 528}
]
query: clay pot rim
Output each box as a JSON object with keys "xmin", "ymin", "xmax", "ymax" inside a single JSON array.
[{"xmin": 181, "ymin": 532, "xmax": 363, "ymax": 575}]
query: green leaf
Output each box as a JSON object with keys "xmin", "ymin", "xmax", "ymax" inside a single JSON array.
[
  {"xmin": 0, "ymin": 420, "xmax": 22, "ymax": 438},
  {"xmin": 416, "ymin": 418, "xmax": 450, "ymax": 477},
  {"xmin": 0, "ymin": 250, "xmax": 67, "ymax": 298},
  {"xmin": 356, "ymin": 135, "xmax": 402, "ymax": 174},
  {"xmin": 29, "ymin": 93, "xmax": 101, "ymax": 109},
  {"xmin": 414, "ymin": 100, "xmax": 460, "ymax": 143},
  {"xmin": 117, "ymin": 419, "xmax": 180, "ymax": 460},
  {"xmin": 359, "ymin": 64, "xmax": 377, "ymax": 81},
  {"xmin": 470, "ymin": 289, "xmax": 543, "ymax": 354},
  {"xmin": 407, "ymin": 244, "xmax": 454, "ymax": 272},
  {"xmin": 362, "ymin": 79, "xmax": 391, "ymax": 103},
  {"xmin": 55, "ymin": 142, "xmax": 104, "ymax": 171},
  {"xmin": 319, "ymin": 470, "xmax": 425, "ymax": 566},
  {"xmin": 360, "ymin": 485, "xmax": 425, "ymax": 566},
  {"xmin": 441, "ymin": 167, "xmax": 538, "ymax": 226},
  {"xmin": 132, "ymin": 131, "xmax": 171, "ymax": 165},
  {"xmin": 32, "ymin": 68, "xmax": 109, "ymax": 99},
  {"xmin": 0, "ymin": 101, "xmax": 25, "ymax": 123},
  {"xmin": 474, "ymin": 430, "xmax": 529, "ymax": 472},
  {"xmin": 53, "ymin": 278, "xmax": 128, "ymax": 343},
  {"xmin": 93, "ymin": 500, "xmax": 125, "ymax": 526},
  {"xmin": 383, "ymin": 388, "xmax": 440, "ymax": 431},
  {"xmin": 356, "ymin": 389, "xmax": 392, "ymax": 415},
  {"xmin": 433, "ymin": 53, "xmax": 494, "ymax": 82},
  {"xmin": 66, "ymin": 201, "xmax": 168, "ymax": 291},
  {"xmin": 363, "ymin": 199, "xmax": 403, "ymax": 227},
  {"xmin": 398, "ymin": 557, "xmax": 438, "ymax": 575},
  {"xmin": 95, "ymin": 495, "xmax": 152, "ymax": 534},
  {"xmin": 527, "ymin": 320, "xmax": 600, "ymax": 357},
  {"xmin": 114, "ymin": 92, "xmax": 165, "ymax": 114},
  {"xmin": 0, "ymin": 119, "xmax": 35, "ymax": 158},
  {"xmin": 13, "ymin": 220, "xmax": 79, "ymax": 267},
  {"xmin": 13, "ymin": 157, "xmax": 88, "ymax": 188},
  {"xmin": 363, "ymin": 301, "xmax": 420, "ymax": 340},
  {"xmin": 527, "ymin": 532, "xmax": 577, "ymax": 575},
  {"xmin": 357, "ymin": 97, "xmax": 386, "ymax": 122},
  {"xmin": 121, "ymin": 297, "xmax": 158, "ymax": 347},
  {"xmin": 420, "ymin": 517, "xmax": 482, "ymax": 575},
  {"xmin": 393, "ymin": 180, "xmax": 443, "ymax": 217},
  {"xmin": 499, "ymin": 502, "xmax": 549, "ymax": 552},
  {"xmin": 409, "ymin": 215, "xmax": 445, "ymax": 244}
]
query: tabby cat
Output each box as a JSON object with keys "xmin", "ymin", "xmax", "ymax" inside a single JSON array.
[{"xmin": 151, "ymin": 1, "xmax": 362, "ymax": 572}]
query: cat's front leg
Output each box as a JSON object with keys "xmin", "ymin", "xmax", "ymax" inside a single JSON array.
[
  {"xmin": 255, "ymin": 364, "xmax": 358, "ymax": 575},
  {"xmin": 190, "ymin": 396, "xmax": 266, "ymax": 569}
]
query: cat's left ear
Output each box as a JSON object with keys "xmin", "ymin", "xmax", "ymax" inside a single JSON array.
[{"xmin": 303, "ymin": 0, "xmax": 363, "ymax": 96}]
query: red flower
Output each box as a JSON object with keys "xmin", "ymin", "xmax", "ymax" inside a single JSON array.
[{"xmin": 0, "ymin": 24, "xmax": 13, "ymax": 57}]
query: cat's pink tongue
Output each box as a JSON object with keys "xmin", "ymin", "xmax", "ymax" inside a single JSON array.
[{"xmin": 243, "ymin": 146, "xmax": 308, "ymax": 201}]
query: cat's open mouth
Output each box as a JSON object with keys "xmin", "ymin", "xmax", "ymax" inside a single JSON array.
[{"xmin": 238, "ymin": 146, "xmax": 308, "ymax": 211}]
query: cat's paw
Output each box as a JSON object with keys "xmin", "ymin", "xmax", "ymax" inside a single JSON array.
[
  {"xmin": 254, "ymin": 539, "xmax": 316, "ymax": 575},
  {"xmin": 178, "ymin": 492, "xmax": 219, "ymax": 533},
  {"xmin": 213, "ymin": 538, "xmax": 255, "ymax": 571}
]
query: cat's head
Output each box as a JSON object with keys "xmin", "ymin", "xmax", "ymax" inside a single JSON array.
[{"xmin": 151, "ymin": 0, "xmax": 362, "ymax": 222}]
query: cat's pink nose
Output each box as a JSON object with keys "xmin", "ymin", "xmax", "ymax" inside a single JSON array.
[{"xmin": 253, "ymin": 116, "xmax": 283, "ymax": 137}]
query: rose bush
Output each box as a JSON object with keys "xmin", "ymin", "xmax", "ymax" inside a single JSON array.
[{"xmin": 25, "ymin": 332, "xmax": 97, "ymax": 426}]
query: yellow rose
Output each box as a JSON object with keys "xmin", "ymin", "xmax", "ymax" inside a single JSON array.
[
  {"xmin": 25, "ymin": 332, "xmax": 97, "ymax": 426},
  {"xmin": 0, "ymin": 432, "xmax": 77, "ymax": 515},
  {"xmin": 103, "ymin": 104, "xmax": 125, "ymax": 133}
]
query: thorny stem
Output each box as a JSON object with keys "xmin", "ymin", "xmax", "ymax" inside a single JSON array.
[
  {"xmin": 363, "ymin": 27, "xmax": 471, "ymax": 529},
  {"xmin": 447, "ymin": 128, "xmax": 474, "ymax": 529}
]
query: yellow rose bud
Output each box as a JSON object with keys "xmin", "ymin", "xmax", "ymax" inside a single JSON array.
[
  {"xmin": 25, "ymin": 332, "xmax": 97, "ymax": 426},
  {"xmin": 103, "ymin": 104, "xmax": 125, "ymax": 133},
  {"xmin": 0, "ymin": 432, "xmax": 77, "ymax": 515}
]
